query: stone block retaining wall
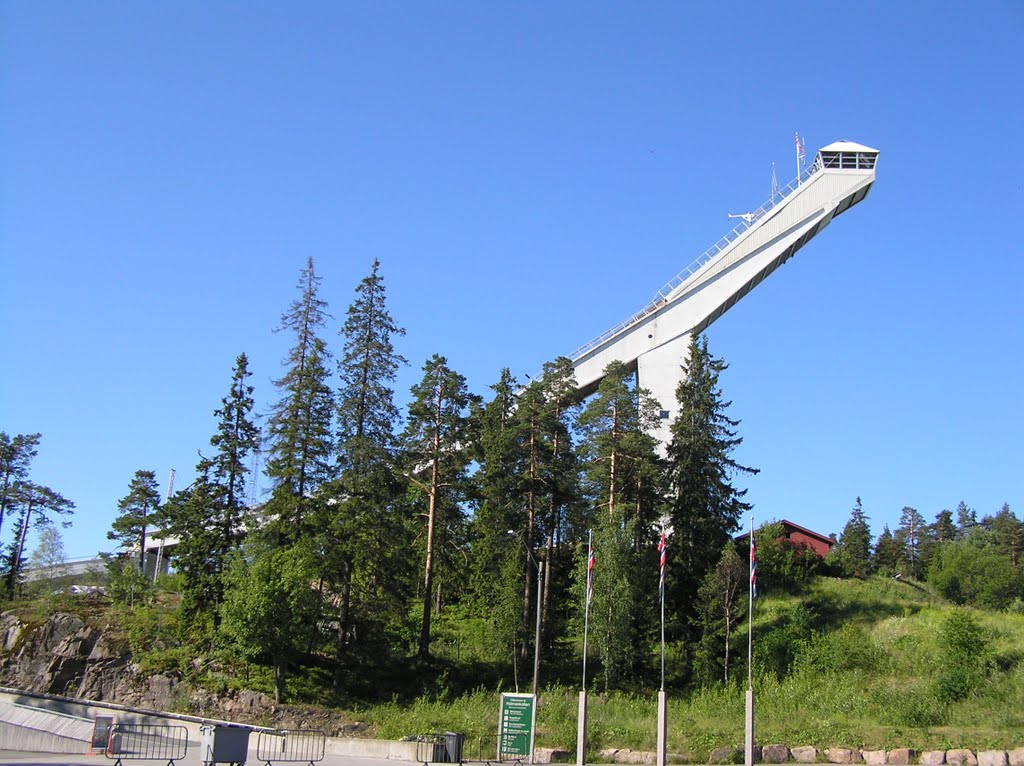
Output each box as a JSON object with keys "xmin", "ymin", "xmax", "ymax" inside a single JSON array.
[{"xmin": 569, "ymin": 746, "xmax": 1024, "ymax": 766}]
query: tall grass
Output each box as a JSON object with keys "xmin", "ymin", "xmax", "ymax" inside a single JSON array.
[{"xmin": 356, "ymin": 577, "xmax": 1024, "ymax": 756}]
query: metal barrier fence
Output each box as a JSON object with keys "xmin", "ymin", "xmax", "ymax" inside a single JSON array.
[
  {"xmin": 416, "ymin": 734, "xmax": 448, "ymax": 764},
  {"xmin": 104, "ymin": 723, "xmax": 189, "ymax": 766},
  {"xmin": 255, "ymin": 729, "xmax": 327, "ymax": 765},
  {"xmin": 415, "ymin": 732, "xmax": 466, "ymax": 764},
  {"xmin": 464, "ymin": 733, "xmax": 528, "ymax": 764}
]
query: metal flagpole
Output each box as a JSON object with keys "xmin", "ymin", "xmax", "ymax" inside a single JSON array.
[
  {"xmin": 748, "ymin": 514, "xmax": 754, "ymax": 690},
  {"xmin": 745, "ymin": 515, "xmax": 755, "ymax": 766},
  {"xmin": 656, "ymin": 530, "xmax": 667, "ymax": 766},
  {"xmin": 582, "ymin": 529, "xmax": 592, "ymax": 689},
  {"xmin": 795, "ymin": 132, "xmax": 800, "ymax": 182},
  {"xmin": 659, "ymin": 530, "xmax": 666, "ymax": 691},
  {"xmin": 577, "ymin": 530, "xmax": 593, "ymax": 766}
]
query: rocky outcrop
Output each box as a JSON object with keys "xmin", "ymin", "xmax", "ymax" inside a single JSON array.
[{"xmin": 0, "ymin": 611, "xmax": 141, "ymax": 702}]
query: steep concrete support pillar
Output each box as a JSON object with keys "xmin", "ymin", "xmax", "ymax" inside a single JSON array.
[{"xmin": 637, "ymin": 333, "xmax": 692, "ymax": 449}]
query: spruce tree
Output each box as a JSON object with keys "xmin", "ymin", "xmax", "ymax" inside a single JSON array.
[
  {"xmin": 470, "ymin": 368, "xmax": 527, "ymax": 610},
  {"xmin": 933, "ymin": 509, "xmax": 956, "ymax": 544},
  {"xmin": 954, "ymin": 501, "xmax": 977, "ymax": 538},
  {"xmin": 511, "ymin": 379, "xmax": 551, "ymax": 663},
  {"xmin": 326, "ymin": 259, "xmax": 411, "ymax": 682},
  {"xmin": 575, "ymin": 360, "xmax": 662, "ymax": 688},
  {"xmin": 664, "ymin": 335, "xmax": 757, "ymax": 636},
  {"xmin": 401, "ymin": 354, "xmax": 478, "ymax": 657},
  {"xmin": 576, "ymin": 360, "xmax": 663, "ymax": 534},
  {"xmin": 108, "ymin": 470, "xmax": 161, "ymax": 570},
  {"xmin": 156, "ymin": 353, "xmax": 260, "ymax": 627},
  {"xmin": 159, "ymin": 480, "xmax": 222, "ymax": 624},
  {"xmin": 983, "ymin": 504, "xmax": 1024, "ymax": 567},
  {"xmin": 873, "ymin": 525, "xmax": 904, "ymax": 574},
  {"xmin": 205, "ymin": 353, "xmax": 260, "ymax": 537},
  {"xmin": 829, "ymin": 497, "xmax": 873, "ymax": 576},
  {"xmin": 265, "ymin": 257, "xmax": 336, "ymax": 542}
]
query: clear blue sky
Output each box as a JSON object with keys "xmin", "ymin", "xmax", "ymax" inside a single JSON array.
[{"xmin": 2, "ymin": 2, "xmax": 1022, "ymax": 562}]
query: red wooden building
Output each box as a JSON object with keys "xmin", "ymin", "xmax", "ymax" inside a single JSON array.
[{"xmin": 737, "ymin": 519, "xmax": 835, "ymax": 558}]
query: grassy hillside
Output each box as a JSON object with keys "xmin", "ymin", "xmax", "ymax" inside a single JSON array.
[
  {"xmin": 356, "ymin": 576, "xmax": 1024, "ymax": 756},
  {"xmin": 5, "ymin": 574, "xmax": 1022, "ymax": 756}
]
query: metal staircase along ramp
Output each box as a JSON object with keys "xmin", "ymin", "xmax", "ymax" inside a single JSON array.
[{"xmin": 569, "ymin": 139, "xmax": 878, "ymax": 444}]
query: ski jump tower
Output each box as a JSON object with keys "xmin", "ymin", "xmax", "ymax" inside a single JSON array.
[{"xmin": 569, "ymin": 140, "xmax": 879, "ymax": 445}]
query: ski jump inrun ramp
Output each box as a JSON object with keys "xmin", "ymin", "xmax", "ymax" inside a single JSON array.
[{"xmin": 568, "ymin": 139, "xmax": 878, "ymax": 445}]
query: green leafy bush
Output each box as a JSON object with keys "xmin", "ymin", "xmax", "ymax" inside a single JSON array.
[
  {"xmin": 928, "ymin": 541, "xmax": 1023, "ymax": 610},
  {"xmin": 933, "ymin": 609, "xmax": 989, "ymax": 703},
  {"xmin": 796, "ymin": 624, "xmax": 881, "ymax": 673}
]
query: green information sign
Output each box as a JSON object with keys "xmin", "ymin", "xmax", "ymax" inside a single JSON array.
[{"xmin": 498, "ymin": 692, "xmax": 535, "ymax": 758}]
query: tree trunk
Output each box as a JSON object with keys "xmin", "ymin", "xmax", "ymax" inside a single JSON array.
[
  {"xmin": 418, "ymin": 384, "xmax": 443, "ymax": 658},
  {"xmin": 139, "ymin": 499, "xmax": 148, "ymax": 574},
  {"xmin": 608, "ymin": 402, "xmax": 619, "ymax": 518},
  {"xmin": 334, "ymin": 558, "xmax": 352, "ymax": 692},
  {"xmin": 723, "ymin": 613, "xmax": 731, "ymax": 683},
  {"xmin": 419, "ymin": 482, "xmax": 438, "ymax": 657},
  {"xmin": 274, "ymin": 660, "xmax": 286, "ymax": 704}
]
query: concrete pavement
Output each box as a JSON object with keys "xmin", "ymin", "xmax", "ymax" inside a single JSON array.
[{"xmin": 0, "ymin": 746, "xmax": 425, "ymax": 766}]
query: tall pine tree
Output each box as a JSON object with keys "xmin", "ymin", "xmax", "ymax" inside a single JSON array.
[
  {"xmin": 828, "ymin": 497, "xmax": 873, "ymax": 576},
  {"xmin": 325, "ymin": 259, "xmax": 411, "ymax": 684},
  {"xmin": 4, "ymin": 482, "xmax": 74, "ymax": 598},
  {"xmin": 470, "ymin": 368, "xmax": 527, "ymax": 610},
  {"xmin": 933, "ymin": 509, "xmax": 956, "ymax": 545},
  {"xmin": 0, "ymin": 432, "xmax": 41, "ymax": 539},
  {"xmin": 536, "ymin": 357, "xmax": 583, "ymax": 626},
  {"xmin": 664, "ymin": 335, "xmax": 757, "ymax": 642},
  {"xmin": 401, "ymin": 354, "xmax": 478, "ymax": 657},
  {"xmin": 265, "ymin": 257, "xmax": 336, "ymax": 542},
  {"xmin": 157, "ymin": 353, "xmax": 260, "ymax": 627},
  {"xmin": 575, "ymin": 360, "xmax": 663, "ymax": 688},
  {"xmin": 0, "ymin": 434, "xmax": 41, "ymax": 540},
  {"xmin": 108, "ymin": 470, "xmax": 160, "ymax": 571},
  {"xmin": 897, "ymin": 505, "xmax": 928, "ymax": 578},
  {"xmin": 873, "ymin": 525, "xmax": 904, "ymax": 574}
]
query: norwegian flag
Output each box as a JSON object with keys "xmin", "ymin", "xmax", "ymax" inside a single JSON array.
[
  {"xmin": 658, "ymin": 532, "xmax": 667, "ymax": 598},
  {"xmin": 796, "ymin": 132, "xmax": 806, "ymax": 165},
  {"xmin": 750, "ymin": 530, "xmax": 758, "ymax": 599},
  {"xmin": 586, "ymin": 544, "xmax": 596, "ymax": 607}
]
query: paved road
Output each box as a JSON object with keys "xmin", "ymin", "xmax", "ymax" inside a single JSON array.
[{"xmin": 0, "ymin": 748, "xmax": 424, "ymax": 766}]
